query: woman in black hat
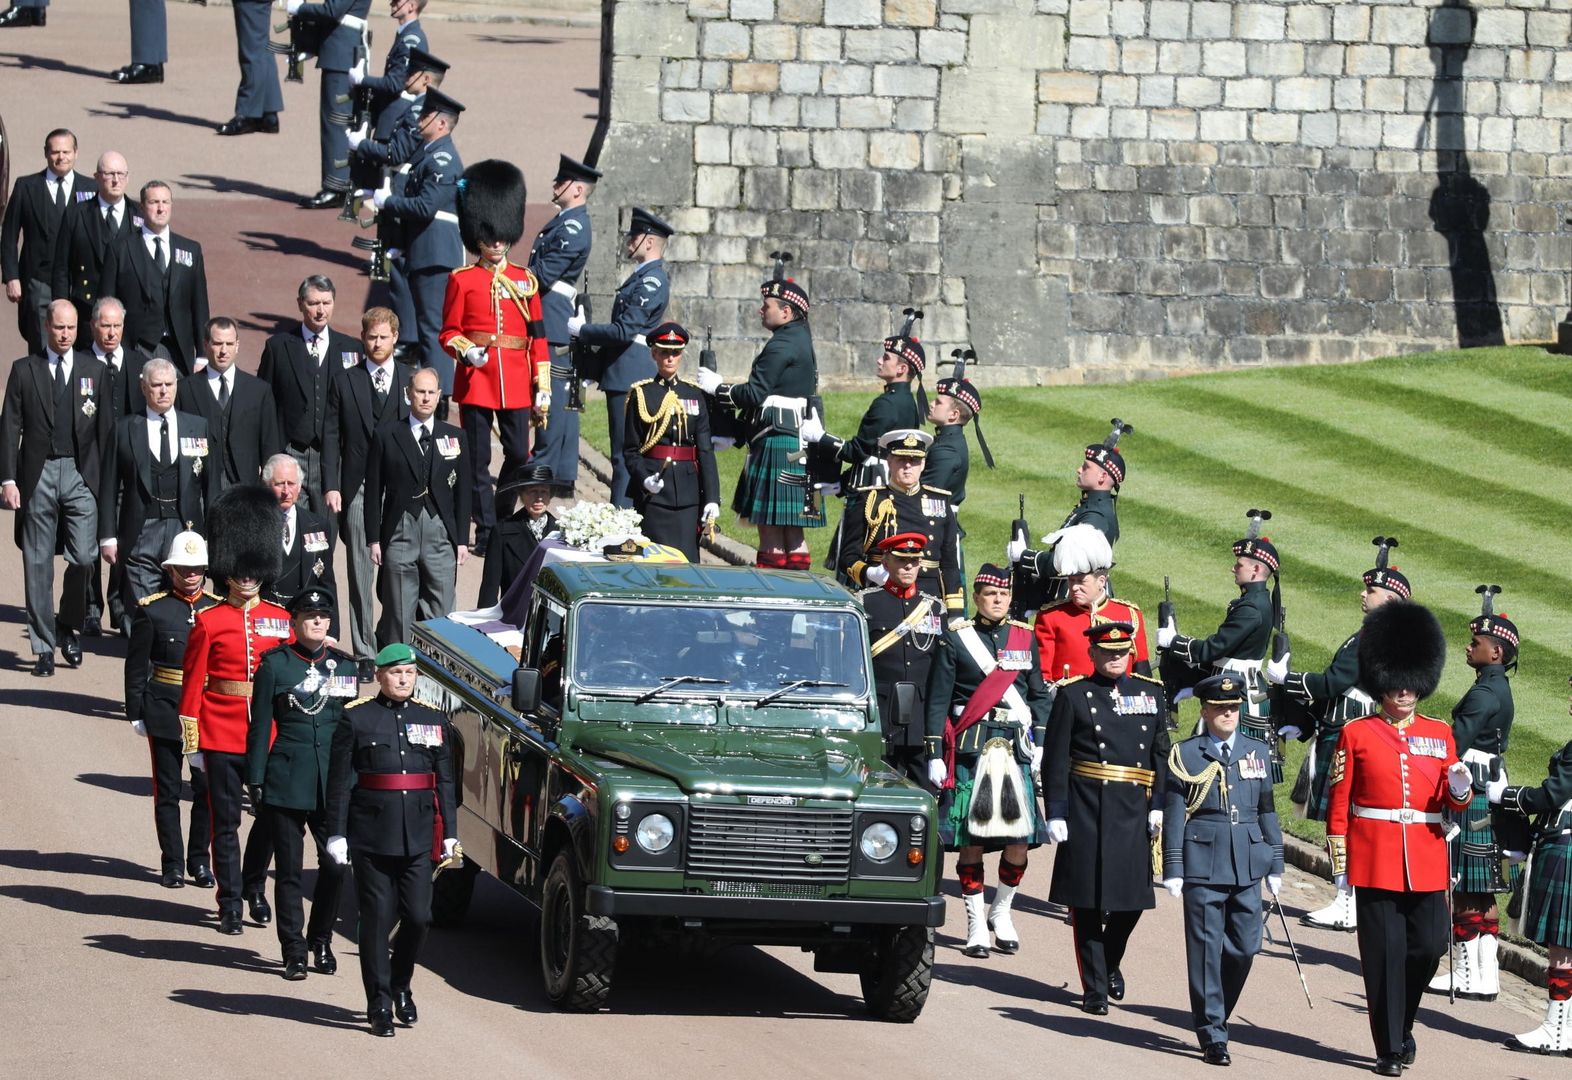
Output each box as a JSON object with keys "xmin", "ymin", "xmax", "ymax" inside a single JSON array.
[{"xmin": 477, "ymin": 464, "xmax": 556, "ymax": 607}]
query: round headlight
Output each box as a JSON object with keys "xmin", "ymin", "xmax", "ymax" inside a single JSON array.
[
  {"xmin": 635, "ymin": 813, "xmax": 675, "ymax": 853},
  {"xmin": 614, "ymin": 802, "xmax": 632, "ymax": 822},
  {"xmin": 860, "ymin": 822, "xmax": 899, "ymax": 862}
]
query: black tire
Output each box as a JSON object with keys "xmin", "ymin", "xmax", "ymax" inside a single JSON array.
[
  {"xmin": 539, "ymin": 850, "xmax": 618, "ymax": 1011},
  {"xmin": 430, "ymin": 857, "xmax": 480, "ymax": 927},
  {"xmin": 859, "ymin": 925, "xmax": 934, "ymax": 1023}
]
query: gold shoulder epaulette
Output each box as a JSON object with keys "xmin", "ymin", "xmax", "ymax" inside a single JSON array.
[
  {"xmin": 947, "ymin": 616, "xmax": 970, "ymax": 631},
  {"xmin": 346, "ymin": 695, "xmax": 376, "ymax": 709},
  {"xmin": 919, "ymin": 591, "xmax": 942, "ymax": 605},
  {"xmin": 455, "ymin": 262, "xmax": 486, "ymax": 276},
  {"xmin": 1130, "ymin": 672, "xmax": 1164, "ymax": 686},
  {"xmin": 629, "ymin": 377, "xmax": 653, "ymax": 391},
  {"xmin": 1117, "ymin": 596, "xmax": 1142, "ymax": 611},
  {"xmin": 1009, "ymin": 618, "xmax": 1033, "ymax": 630},
  {"xmin": 202, "ymin": 589, "xmax": 221, "ymax": 600},
  {"xmin": 138, "ymin": 590, "xmax": 169, "ymax": 606},
  {"xmin": 1061, "ymin": 674, "xmax": 1087, "ymax": 685},
  {"xmin": 922, "ymin": 484, "xmax": 952, "ymax": 496}
]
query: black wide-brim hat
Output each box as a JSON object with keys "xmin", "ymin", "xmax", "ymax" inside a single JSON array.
[
  {"xmin": 1357, "ymin": 600, "xmax": 1446, "ymax": 700},
  {"xmin": 497, "ymin": 462, "xmax": 555, "ymax": 498}
]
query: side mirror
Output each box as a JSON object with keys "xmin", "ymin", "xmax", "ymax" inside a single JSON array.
[
  {"xmin": 892, "ymin": 681, "xmax": 918, "ymax": 731},
  {"xmin": 511, "ymin": 667, "xmax": 542, "ymax": 715}
]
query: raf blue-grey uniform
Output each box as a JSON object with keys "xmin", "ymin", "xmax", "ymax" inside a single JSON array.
[
  {"xmin": 360, "ymin": 17, "xmax": 426, "ymax": 113},
  {"xmin": 295, "ymin": 0, "xmax": 373, "ymax": 192},
  {"xmin": 526, "ymin": 204, "xmax": 591, "ymax": 487},
  {"xmin": 129, "ymin": 0, "xmax": 167, "ymax": 66},
  {"xmin": 382, "ymin": 131, "xmax": 463, "ymax": 392},
  {"xmin": 231, "ymin": 0, "xmax": 284, "ymax": 120},
  {"xmin": 1162, "ymin": 724, "xmax": 1284, "ymax": 1053},
  {"xmin": 577, "ymin": 259, "xmax": 667, "ymax": 508},
  {"xmin": 357, "ymin": 92, "xmax": 424, "ymax": 348}
]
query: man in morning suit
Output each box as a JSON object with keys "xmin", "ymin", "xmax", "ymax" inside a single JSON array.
[
  {"xmin": 97, "ymin": 181, "xmax": 210, "ymax": 375},
  {"xmin": 52, "ymin": 150, "xmax": 136, "ymax": 343},
  {"xmin": 3, "ymin": 128, "xmax": 95, "ymax": 356},
  {"xmin": 177, "ymin": 318, "xmax": 282, "ymax": 492}
]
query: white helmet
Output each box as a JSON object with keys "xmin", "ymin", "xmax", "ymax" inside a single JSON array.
[{"xmin": 162, "ymin": 530, "xmax": 209, "ymax": 568}]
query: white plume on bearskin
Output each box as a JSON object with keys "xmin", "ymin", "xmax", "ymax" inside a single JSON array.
[
  {"xmin": 968, "ymin": 739, "xmax": 1031, "ymax": 840},
  {"xmin": 1045, "ymin": 522, "xmax": 1114, "ymax": 576}
]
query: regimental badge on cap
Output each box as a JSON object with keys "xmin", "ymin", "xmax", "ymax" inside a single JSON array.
[
  {"xmin": 1362, "ymin": 536, "xmax": 1412, "ymax": 598},
  {"xmin": 375, "ymin": 642, "xmax": 417, "ymax": 667},
  {"xmin": 760, "ymin": 248, "xmax": 809, "ymax": 313},
  {"xmin": 1085, "ymin": 620, "xmax": 1136, "ymax": 651},
  {"xmin": 1195, "ymin": 671, "xmax": 1246, "ymax": 705},
  {"xmin": 1468, "ymin": 584, "xmax": 1520, "ymax": 647},
  {"xmin": 878, "ymin": 428, "xmax": 932, "ymax": 458},
  {"xmin": 972, "ymin": 563, "xmax": 1010, "ymax": 590},
  {"xmin": 877, "ymin": 531, "xmax": 930, "ymax": 559},
  {"xmin": 1231, "ymin": 508, "xmax": 1280, "ymax": 572},
  {"xmin": 649, "ymin": 321, "xmax": 690, "ymax": 350}
]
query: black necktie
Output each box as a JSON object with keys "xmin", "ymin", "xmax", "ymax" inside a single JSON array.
[
  {"xmin": 1219, "ymin": 742, "xmax": 1232, "ymax": 766},
  {"xmin": 218, "ymin": 374, "xmax": 230, "ymax": 410},
  {"xmin": 153, "ymin": 236, "xmax": 167, "ymax": 275},
  {"xmin": 54, "ymin": 179, "xmax": 65, "ymax": 212},
  {"xmin": 419, "ymin": 426, "xmax": 432, "ymax": 462},
  {"xmin": 53, "ymin": 357, "xmax": 67, "ymax": 401},
  {"xmin": 158, "ymin": 414, "xmax": 171, "ymax": 465}
]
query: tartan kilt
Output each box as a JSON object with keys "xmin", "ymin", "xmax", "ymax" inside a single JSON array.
[
  {"xmin": 938, "ymin": 750, "xmax": 1048, "ymax": 851},
  {"xmin": 731, "ymin": 434, "xmax": 825, "ymax": 528},
  {"xmin": 1448, "ymin": 790, "xmax": 1506, "ymax": 894},
  {"xmin": 1303, "ymin": 727, "xmax": 1341, "ymax": 821},
  {"xmin": 1524, "ymin": 835, "xmax": 1572, "ymax": 948}
]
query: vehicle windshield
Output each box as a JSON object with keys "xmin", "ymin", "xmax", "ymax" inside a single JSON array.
[{"xmin": 571, "ymin": 601, "xmax": 870, "ymax": 701}]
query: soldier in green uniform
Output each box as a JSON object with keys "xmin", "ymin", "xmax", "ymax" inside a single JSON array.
[
  {"xmin": 125, "ymin": 530, "xmax": 219, "ymax": 889},
  {"xmin": 246, "ymin": 586, "xmax": 356, "ymax": 980},
  {"xmin": 925, "ymin": 362, "xmax": 992, "ymax": 583},
  {"xmin": 924, "ymin": 564, "xmax": 1052, "ymax": 958},
  {"xmin": 800, "ymin": 311, "xmax": 925, "ymax": 487},
  {"xmin": 1427, "ymin": 588, "xmax": 1518, "ymax": 1001},
  {"xmin": 858, "ymin": 532, "xmax": 944, "ymax": 783},
  {"xmin": 836, "ymin": 429, "xmax": 963, "ymax": 615},
  {"xmin": 1268, "ymin": 537, "xmax": 1410, "ymax": 932}
]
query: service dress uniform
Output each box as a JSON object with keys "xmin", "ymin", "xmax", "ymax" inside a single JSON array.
[
  {"xmin": 325, "ymin": 659, "xmax": 456, "ymax": 1028},
  {"xmin": 246, "ymin": 612, "xmax": 355, "ymax": 975},
  {"xmin": 526, "ymin": 161, "xmax": 595, "ymax": 488},
  {"xmin": 1448, "ymin": 655, "xmax": 1515, "ymax": 895},
  {"xmin": 622, "ymin": 369, "xmax": 719, "ymax": 561},
  {"xmin": 1163, "ymin": 578, "xmax": 1274, "ymax": 752},
  {"xmin": 861, "ymin": 576, "xmax": 943, "ymax": 782},
  {"xmin": 1034, "ymin": 594, "xmax": 1150, "ymax": 682},
  {"xmin": 382, "ymin": 120, "xmax": 464, "ymax": 392},
  {"xmin": 1045, "ymin": 624, "xmax": 1171, "ymax": 1010},
  {"xmin": 126, "ymin": 577, "xmax": 219, "ymax": 885},
  {"xmin": 295, "ymin": 0, "xmax": 373, "ymax": 195},
  {"xmin": 1162, "ymin": 677, "xmax": 1283, "ymax": 1059},
  {"xmin": 439, "ymin": 259, "xmax": 550, "ymax": 543},
  {"xmin": 837, "ymin": 434, "xmax": 962, "ymax": 614}
]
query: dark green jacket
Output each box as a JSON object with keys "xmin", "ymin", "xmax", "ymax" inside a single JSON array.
[
  {"xmin": 719, "ymin": 318, "xmax": 817, "ymax": 440},
  {"xmin": 1451, "ymin": 663, "xmax": 1513, "ymax": 757},
  {"xmin": 1026, "ymin": 489, "xmax": 1119, "ymax": 579},
  {"xmin": 1170, "ymin": 579, "xmax": 1273, "ymax": 667},
  {"xmin": 835, "ymin": 381, "xmax": 921, "ymax": 464},
  {"xmin": 246, "ymin": 642, "xmax": 359, "ymax": 811},
  {"xmin": 924, "ymin": 423, "xmax": 969, "ymax": 507}
]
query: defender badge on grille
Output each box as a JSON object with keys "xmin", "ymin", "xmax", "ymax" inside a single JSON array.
[{"xmin": 748, "ymin": 795, "xmax": 799, "ymax": 806}]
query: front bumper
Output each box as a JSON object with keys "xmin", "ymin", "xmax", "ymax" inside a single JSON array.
[{"xmin": 586, "ymin": 886, "xmax": 946, "ymax": 927}]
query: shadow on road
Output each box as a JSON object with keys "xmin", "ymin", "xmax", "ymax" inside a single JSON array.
[
  {"xmin": 1228, "ymin": 1011, "xmax": 1369, "ymax": 1067},
  {"xmin": 76, "ymin": 772, "xmax": 155, "ymax": 798},
  {"xmin": 936, "ymin": 957, "xmax": 1077, "ymax": 1007},
  {"xmin": 0, "ymin": 848, "xmax": 159, "ymax": 884},
  {"xmin": 0, "ymin": 687, "xmax": 123, "ymax": 719},
  {"xmin": 995, "ymin": 999, "xmax": 1194, "ymax": 1057},
  {"xmin": 183, "ymin": 173, "xmax": 306, "ymax": 204},
  {"xmin": 238, "ymin": 231, "xmax": 363, "ymax": 271},
  {"xmin": 87, "ymin": 101, "xmax": 215, "ymax": 129},
  {"xmin": 0, "ymin": 883, "xmax": 213, "ymax": 926},
  {"xmin": 87, "ymin": 933, "xmax": 278, "ymax": 975},
  {"xmin": 0, "ymin": 51, "xmax": 106, "ymax": 79},
  {"xmin": 168, "ymin": 988, "xmax": 366, "ymax": 1030},
  {"xmin": 475, "ymin": 35, "xmax": 563, "ymax": 46}
]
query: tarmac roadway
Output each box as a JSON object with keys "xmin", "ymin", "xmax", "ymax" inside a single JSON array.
[{"xmin": 0, "ymin": 3, "xmax": 1557, "ymax": 1077}]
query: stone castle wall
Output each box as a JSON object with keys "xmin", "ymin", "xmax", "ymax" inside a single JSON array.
[{"xmin": 587, "ymin": 0, "xmax": 1572, "ymax": 385}]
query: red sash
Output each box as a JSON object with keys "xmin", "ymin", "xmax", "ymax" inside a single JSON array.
[
  {"xmin": 941, "ymin": 623, "xmax": 1032, "ymax": 791},
  {"xmin": 1364, "ymin": 717, "xmax": 1449, "ymax": 789}
]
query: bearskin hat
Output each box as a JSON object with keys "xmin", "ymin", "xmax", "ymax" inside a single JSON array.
[
  {"xmin": 207, "ymin": 483, "xmax": 283, "ymax": 585},
  {"xmin": 1357, "ymin": 599, "xmax": 1446, "ymax": 701},
  {"xmin": 458, "ymin": 159, "xmax": 526, "ymax": 253}
]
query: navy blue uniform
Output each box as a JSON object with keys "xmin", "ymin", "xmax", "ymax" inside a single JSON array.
[
  {"xmin": 296, "ymin": 0, "xmax": 373, "ymax": 192},
  {"xmin": 526, "ymin": 205, "xmax": 591, "ymax": 487},
  {"xmin": 577, "ymin": 258, "xmax": 668, "ymax": 507},
  {"xmin": 361, "ymin": 17, "xmax": 426, "ymax": 113},
  {"xmin": 382, "ymin": 132, "xmax": 463, "ymax": 391},
  {"xmin": 231, "ymin": 0, "xmax": 284, "ymax": 121},
  {"xmin": 356, "ymin": 92, "xmax": 423, "ymax": 345}
]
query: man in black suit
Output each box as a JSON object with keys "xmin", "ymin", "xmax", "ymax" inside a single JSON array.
[
  {"xmin": 258, "ymin": 274, "xmax": 362, "ymax": 525},
  {"xmin": 99, "ymin": 357, "xmax": 214, "ymax": 619},
  {"xmin": 262, "ymin": 452, "xmax": 336, "ymax": 614},
  {"xmin": 83, "ymin": 297, "xmax": 153, "ymax": 635},
  {"xmin": 363, "ymin": 366, "xmax": 469, "ymax": 651},
  {"xmin": 0, "ymin": 301, "xmax": 114, "ymax": 676},
  {"xmin": 3, "ymin": 128, "xmax": 96, "ymax": 356},
  {"xmin": 324, "ymin": 306, "xmax": 408, "ymax": 679},
  {"xmin": 52, "ymin": 150, "xmax": 137, "ymax": 343},
  {"xmin": 97, "ymin": 180, "xmax": 210, "ymax": 375},
  {"xmin": 177, "ymin": 317, "xmax": 282, "ymax": 492}
]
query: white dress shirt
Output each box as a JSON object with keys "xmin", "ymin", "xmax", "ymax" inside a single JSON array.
[
  {"xmin": 47, "ymin": 169, "xmax": 74, "ymax": 205},
  {"xmin": 93, "ymin": 345, "xmax": 122, "ymax": 373},
  {"xmin": 302, "ymin": 325, "xmax": 325, "ymax": 365},
  {"xmin": 366, "ymin": 358, "xmax": 394, "ymax": 393},
  {"xmin": 141, "ymin": 225, "xmax": 172, "ymax": 263},
  {"xmin": 282, "ymin": 505, "xmax": 298, "ymax": 551},
  {"xmin": 207, "ymin": 366, "xmax": 232, "ymax": 403},
  {"xmin": 98, "ymin": 196, "xmax": 123, "ymax": 231},
  {"xmin": 145, "ymin": 407, "xmax": 179, "ymax": 459}
]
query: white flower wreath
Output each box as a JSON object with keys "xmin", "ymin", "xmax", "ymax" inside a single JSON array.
[{"xmin": 554, "ymin": 501, "xmax": 648, "ymax": 551}]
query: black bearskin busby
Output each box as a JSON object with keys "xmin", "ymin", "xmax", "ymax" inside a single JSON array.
[
  {"xmin": 1357, "ymin": 599, "xmax": 1446, "ymax": 701},
  {"xmin": 207, "ymin": 483, "xmax": 283, "ymax": 585},
  {"xmin": 457, "ymin": 159, "xmax": 526, "ymax": 254}
]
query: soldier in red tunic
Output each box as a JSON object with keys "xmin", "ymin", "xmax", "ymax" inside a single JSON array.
[
  {"xmin": 439, "ymin": 160, "xmax": 550, "ymax": 557},
  {"xmin": 1031, "ymin": 523, "xmax": 1150, "ymax": 684},
  {"xmin": 178, "ymin": 485, "xmax": 295, "ymax": 936},
  {"xmin": 1325, "ymin": 600, "xmax": 1473, "ymax": 1076}
]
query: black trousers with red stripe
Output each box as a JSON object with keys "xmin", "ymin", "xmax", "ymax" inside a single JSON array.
[
  {"xmin": 204, "ymin": 751, "xmax": 274, "ymax": 913},
  {"xmin": 1071, "ymin": 908, "xmax": 1143, "ymax": 1002},
  {"xmin": 147, "ymin": 735, "xmax": 210, "ymax": 874}
]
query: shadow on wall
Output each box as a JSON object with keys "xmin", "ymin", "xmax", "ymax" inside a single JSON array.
[{"xmin": 1423, "ymin": 0, "xmax": 1505, "ymax": 348}]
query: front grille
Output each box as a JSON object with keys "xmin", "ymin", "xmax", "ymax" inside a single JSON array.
[
  {"xmin": 709, "ymin": 880, "xmax": 825, "ymax": 900},
  {"xmin": 686, "ymin": 805, "xmax": 853, "ymax": 882}
]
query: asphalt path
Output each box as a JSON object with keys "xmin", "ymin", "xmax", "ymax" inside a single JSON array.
[{"xmin": 0, "ymin": 3, "xmax": 1556, "ymax": 1077}]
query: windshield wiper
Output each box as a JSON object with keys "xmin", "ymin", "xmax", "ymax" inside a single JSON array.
[
  {"xmin": 635, "ymin": 674, "xmax": 729, "ymax": 706},
  {"xmin": 752, "ymin": 678, "xmax": 848, "ymax": 709}
]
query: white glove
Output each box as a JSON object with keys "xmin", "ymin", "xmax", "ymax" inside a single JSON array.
[
  {"xmin": 326, "ymin": 836, "xmax": 349, "ymax": 865},
  {"xmin": 188, "ymin": 751, "xmax": 205, "ymax": 769},
  {"xmin": 346, "ymin": 123, "xmax": 367, "ymax": 151},
  {"xmin": 1156, "ymin": 620, "xmax": 1176, "ymax": 649},
  {"xmin": 927, "ymin": 758, "xmax": 947, "ymax": 788},
  {"xmin": 1147, "ymin": 809, "xmax": 1163, "ymax": 837},
  {"xmin": 865, "ymin": 564, "xmax": 889, "ymax": 587},
  {"xmin": 700, "ymin": 502, "xmax": 720, "ymax": 524},
  {"xmin": 535, "ymin": 388, "xmax": 551, "ymax": 410},
  {"xmin": 1163, "ymin": 878, "xmax": 1183, "ymax": 898},
  {"xmin": 386, "ymin": 247, "xmax": 402, "ymax": 260},
  {"xmin": 1503, "ymin": 849, "xmax": 1528, "ymax": 864},
  {"xmin": 131, "ymin": 719, "xmax": 148, "ymax": 737},
  {"xmin": 694, "ymin": 366, "xmax": 722, "ymax": 394},
  {"xmin": 566, "ymin": 313, "xmax": 585, "ymax": 338},
  {"xmin": 1047, "ymin": 818, "xmax": 1068, "ymax": 844},
  {"xmin": 799, "ymin": 412, "xmax": 825, "ymax": 443},
  {"xmin": 1265, "ymin": 654, "xmax": 1289, "ymax": 684},
  {"xmin": 1446, "ymin": 760, "xmax": 1473, "ymax": 800},
  {"xmin": 285, "ymin": 0, "xmax": 303, "ymax": 13},
  {"xmin": 642, "ymin": 474, "xmax": 665, "ymax": 494},
  {"xmin": 1278, "ymin": 725, "xmax": 1302, "ymax": 741},
  {"xmin": 1030, "ymin": 743, "xmax": 1043, "ymax": 773},
  {"xmin": 442, "ymin": 838, "xmax": 458, "ymax": 860},
  {"xmin": 1266, "ymin": 874, "xmax": 1282, "ymax": 897},
  {"xmin": 813, "ymin": 481, "xmax": 841, "ymax": 498},
  {"xmin": 1485, "ymin": 766, "xmax": 1508, "ymax": 804},
  {"xmin": 371, "ymin": 186, "xmax": 391, "ymax": 211},
  {"xmin": 1005, "ymin": 537, "xmax": 1026, "ymax": 564},
  {"xmin": 1334, "ymin": 873, "xmax": 1350, "ymax": 894},
  {"xmin": 349, "ymin": 56, "xmax": 367, "ymax": 85},
  {"xmin": 711, "ymin": 436, "xmax": 735, "ymax": 451},
  {"xmin": 463, "ymin": 345, "xmax": 487, "ymax": 367}
]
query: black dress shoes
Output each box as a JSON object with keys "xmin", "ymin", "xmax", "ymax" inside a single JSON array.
[
  {"xmin": 1202, "ymin": 1044, "xmax": 1232, "ymax": 1067},
  {"xmin": 217, "ymin": 114, "xmax": 278, "ymax": 136},
  {"xmin": 1108, "ymin": 968, "xmax": 1125, "ymax": 1001},
  {"xmin": 160, "ymin": 867, "xmax": 185, "ymax": 889},
  {"xmin": 282, "ymin": 956, "xmax": 308, "ymax": 981},
  {"xmin": 1081, "ymin": 995, "xmax": 1108, "ymax": 1015},
  {"xmin": 311, "ymin": 940, "xmax": 337, "ymax": 975},
  {"xmin": 116, "ymin": 63, "xmax": 163, "ymax": 84},
  {"xmin": 393, "ymin": 989, "xmax": 418, "ymax": 1025},
  {"xmin": 1374, "ymin": 1055, "xmax": 1403, "ymax": 1077},
  {"xmin": 369, "ymin": 1009, "xmax": 396, "ymax": 1037},
  {"xmin": 189, "ymin": 863, "xmax": 215, "ymax": 888},
  {"xmin": 219, "ymin": 910, "xmax": 244, "ymax": 935},
  {"xmin": 301, "ymin": 189, "xmax": 342, "ymax": 209},
  {"xmin": 1400, "ymin": 1036, "xmax": 1416, "ymax": 1066},
  {"xmin": 0, "ymin": 6, "xmax": 46, "ymax": 27},
  {"xmin": 60, "ymin": 631, "xmax": 83, "ymax": 668},
  {"xmin": 472, "ymin": 530, "xmax": 490, "ymax": 558},
  {"xmin": 32, "ymin": 654, "xmax": 54, "ymax": 677},
  {"xmin": 81, "ymin": 621, "xmax": 102, "ymax": 638},
  {"xmin": 246, "ymin": 891, "xmax": 272, "ymax": 925}
]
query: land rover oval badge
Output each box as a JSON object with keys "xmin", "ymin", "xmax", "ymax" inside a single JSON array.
[{"xmin": 804, "ymin": 853, "xmax": 824, "ymax": 866}]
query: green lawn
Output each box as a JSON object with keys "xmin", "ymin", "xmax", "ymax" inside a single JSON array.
[{"xmin": 582, "ymin": 345, "xmax": 1572, "ymax": 842}]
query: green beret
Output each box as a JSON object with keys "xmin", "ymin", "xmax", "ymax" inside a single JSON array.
[{"xmin": 375, "ymin": 643, "xmax": 417, "ymax": 668}]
